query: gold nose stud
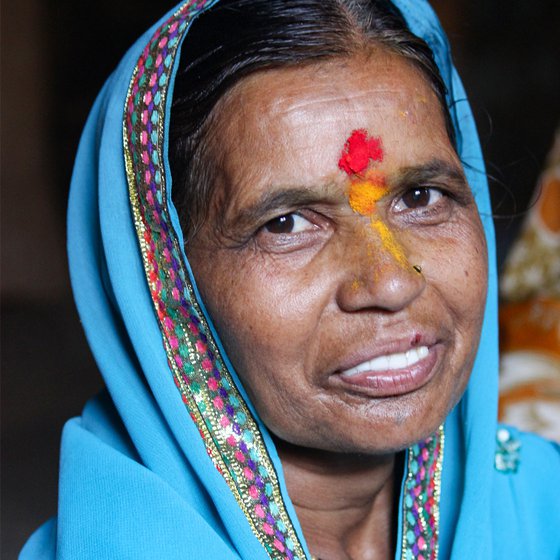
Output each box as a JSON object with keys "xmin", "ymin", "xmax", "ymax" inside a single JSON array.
[{"xmin": 413, "ymin": 264, "xmax": 423, "ymax": 274}]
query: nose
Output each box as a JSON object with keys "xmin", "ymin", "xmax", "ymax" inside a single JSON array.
[{"xmin": 335, "ymin": 221, "xmax": 425, "ymax": 313}]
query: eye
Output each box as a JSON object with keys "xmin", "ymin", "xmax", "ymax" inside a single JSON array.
[
  {"xmin": 254, "ymin": 210, "xmax": 331, "ymax": 254},
  {"xmin": 263, "ymin": 213, "xmax": 315, "ymax": 234},
  {"xmin": 395, "ymin": 187, "xmax": 443, "ymax": 211}
]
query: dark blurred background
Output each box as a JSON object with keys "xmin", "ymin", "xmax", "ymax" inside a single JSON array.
[{"xmin": 2, "ymin": 1, "xmax": 559, "ymax": 557}]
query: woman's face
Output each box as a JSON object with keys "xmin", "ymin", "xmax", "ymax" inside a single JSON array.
[{"xmin": 187, "ymin": 52, "xmax": 487, "ymax": 454}]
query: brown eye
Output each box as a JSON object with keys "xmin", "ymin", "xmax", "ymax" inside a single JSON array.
[
  {"xmin": 399, "ymin": 187, "xmax": 443, "ymax": 209},
  {"xmin": 263, "ymin": 214, "xmax": 313, "ymax": 234},
  {"xmin": 265, "ymin": 215, "xmax": 294, "ymax": 233}
]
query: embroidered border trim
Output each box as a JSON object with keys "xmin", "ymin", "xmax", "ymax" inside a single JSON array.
[
  {"xmin": 123, "ymin": 2, "xmax": 306, "ymax": 558},
  {"xmin": 401, "ymin": 425, "xmax": 444, "ymax": 560}
]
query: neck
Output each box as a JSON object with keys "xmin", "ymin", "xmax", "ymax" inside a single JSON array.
[{"xmin": 276, "ymin": 439, "xmax": 402, "ymax": 560}]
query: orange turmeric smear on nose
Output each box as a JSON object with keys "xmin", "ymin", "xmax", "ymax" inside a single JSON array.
[
  {"xmin": 347, "ymin": 179, "xmax": 408, "ymax": 267},
  {"xmin": 351, "ymin": 279, "xmax": 362, "ymax": 291},
  {"xmin": 348, "ymin": 178, "xmax": 387, "ymax": 215},
  {"xmin": 369, "ymin": 219, "xmax": 408, "ymax": 266}
]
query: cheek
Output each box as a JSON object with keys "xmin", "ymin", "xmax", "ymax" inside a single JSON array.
[
  {"xmin": 422, "ymin": 214, "xmax": 488, "ymax": 339},
  {"xmin": 452, "ymin": 220, "xmax": 487, "ymax": 310},
  {"xmin": 195, "ymin": 259, "xmax": 327, "ymax": 436},
  {"xmin": 194, "ymin": 250, "xmax": 325, "ymax": 376}
]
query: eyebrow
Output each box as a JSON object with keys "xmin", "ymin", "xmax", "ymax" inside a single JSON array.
[
  {"xmin": 224, "ymin": 184, "xmax": 343, "ymax": 232},
  {"xmin": 222, "ymin": 158, "xmax": 468, "ymax": 232},
  {"xmin": 392, "ymin": 158, "xmax": 467, "ymax": 188}
]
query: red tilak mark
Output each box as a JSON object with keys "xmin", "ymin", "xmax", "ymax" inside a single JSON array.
[{"xmin": 338, "ymin": 129, "xmax": 383, "ymax": 175}]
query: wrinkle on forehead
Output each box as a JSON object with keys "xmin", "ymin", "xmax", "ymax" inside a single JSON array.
[
  {"xmin": 209, "ymin": 52, "xmax": 451, "ymax": 206},
  {"xmin": 251, "ymin": 53, "xmax": 430, "ymax": 102},
  {"xmin": 222, "ymin": 62, "xmax": 439, "ymax": 145}
]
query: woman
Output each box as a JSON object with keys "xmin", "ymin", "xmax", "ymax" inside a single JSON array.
[{"xmin": 21, "ymin": 1, "xmax": 560, "ymax": 558}]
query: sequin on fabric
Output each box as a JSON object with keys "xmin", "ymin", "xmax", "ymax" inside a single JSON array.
[
  {"xmin": 123, "ymin": 2, "xmax": 306, "ymax": 558},
  {"xmin": 401, "ymin": 426, "xmax": 444, "ymax": 560},
  {"xmin": 122, "ymin": 2, "xmax": 445, "ymax": 559},
  {"xmin": 494, "ymin": 427, "xmax": 521, "ymax": 474}
]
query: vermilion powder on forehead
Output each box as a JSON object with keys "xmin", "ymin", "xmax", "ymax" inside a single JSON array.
[{"xmin": 338, "ymin": 129, "xmax": 383, "ymax": 175}]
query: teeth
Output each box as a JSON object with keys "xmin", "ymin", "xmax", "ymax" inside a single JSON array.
[{"xmin": 341, "ymin": 346, "xmax": 429, "ymax": 377}]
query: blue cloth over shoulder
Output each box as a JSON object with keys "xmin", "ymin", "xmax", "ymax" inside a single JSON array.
[{"xmin": 21, "ymin": 1, "xmax": 560, "ymax": 559}]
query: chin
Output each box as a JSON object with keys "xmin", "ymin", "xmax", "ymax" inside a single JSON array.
[
  {"xmin": 269, "ymin": 407, "xmax": 441, "ymax": 458},
  {"xmin": 272, "ymin": 373, "xmax": 468, "ymax": 457}
]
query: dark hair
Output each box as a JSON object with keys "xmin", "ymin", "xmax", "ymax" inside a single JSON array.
[{"xmin": 170, "ymin": 0, "xmax": 454, "ymax": 241}]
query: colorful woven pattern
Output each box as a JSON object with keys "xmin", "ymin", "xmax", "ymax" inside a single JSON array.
[
  {"xmin": 401, "ymin": 426, "xmax": 444, "ymax": 560},
  {"xmin": 123, "ymin": 1, "xmax": 306, "ymax": 558}
]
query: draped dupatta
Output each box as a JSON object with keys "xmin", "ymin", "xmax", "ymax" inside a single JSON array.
[{"xmin": 24, "ymin": 2, "xmax": 560, "ymax": 560}]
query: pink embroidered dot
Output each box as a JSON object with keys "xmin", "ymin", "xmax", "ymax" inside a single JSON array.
[
  {"xmin": 174, "ymin": 355, "xmax": 183, "ymax": 368},
  {"xmin": 149, "ymin": 72, "xmax": 157, "ymax": 87},
  {"xmin": 226, "ymin": 435, "xmax": 237, "ymax": 447},
  {"xmin": 141, "ymin": 151, "xmax": 150, "ymax": 164},
  {"xmin": 146, "ymin": 191, "xmax": 154, "ymax": 205},
  {"xmin": 158, "ymin": 36, "xmax": 168, "ymax": 48},
  {"xmin": 169, "ymin": 21, "xmax": 178, "ymax": 33},
  {"xmin": 220, "ymin": 415, "xmax": 230, "ymax": 428},
  {"xmin": 169, "ymin": 336, "xmax": 179, "ymax": 350},
  {"xmin": 144, "ymin": 91, "xmax": 152, "ymax": 105},
  {"xmin": 273, "ymin": 539, "xmax": 285, "ymax": 552},
  {"xmin": 140, "ymin": 130, "xmax": 148, "ymax": 145},
  {"xmin": 418, "ymin": 536, "xmax": 426, "ymax": 550},
  {"xmin": 145, "ymin": 170, "xmax": 152, "ymax": 183},
  {"xmin": 141, "ymin": 110, "xmax": 149, "ymax": 125},
  {"xmin": 195, "ymin": 340, "xmax": 207, "ymax": 353},
  {"xmin": 262, "ymin": 523, "xmax": 274, "ymax": 535},
  {"xmin": 155, "ymin": 54, "xmax": 163, "ymax": 67},
  {"xmin": 213, "ymin": 396, "xmax": 224, "ymax": 410},
  {"xmin": 207, "ymin": 378, "xmax": 218, "ymax": 391},
  {"xmin": 234, "ymin": 450, "xmax": 245, "ymax": 462},
  {"xmin": 201, "ymin": 358, "xmax": 212, "ymax": 371},
  {"xmin": 188, "ymin": 322, "xmax": 199, "ymax": 335},
  {"xmin": 171, "ymin": 287, "xmax": 180, "ymax": 301},
  {"xmin": 248, "ymin": 485, "xmax": 259, "ymax": 499},
  {"xmin": 243, "ymin": 467, "xmax": 254, "ymax": 481},
  {"xmin": 254, "ymin": 505, "xmax": 265, "ymax": 519},
  {"xmin": 163, "ymin": 317, "xmax": 173, "ymax": 330}
]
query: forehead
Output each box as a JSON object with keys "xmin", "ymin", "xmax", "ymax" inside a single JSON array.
[{"xmin": 212, "ymin": 51, "xmax": 453, "ymax": 194}]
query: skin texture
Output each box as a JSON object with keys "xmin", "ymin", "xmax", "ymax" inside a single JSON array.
[{"xmin": 187, "ymin": 51, "xmax": 488, "ymax": 558}]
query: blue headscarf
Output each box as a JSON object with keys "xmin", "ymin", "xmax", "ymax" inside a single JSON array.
[{"xmin": 21, "ymin": 1, "xmax": 560, "ymax": 559}]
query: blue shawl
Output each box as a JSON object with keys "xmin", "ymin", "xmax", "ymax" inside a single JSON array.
[{"xmin": 21, "ymin": 1, "xmax": 560, "ymax": 558}]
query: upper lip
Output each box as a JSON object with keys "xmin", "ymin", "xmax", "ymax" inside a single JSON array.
[{"xmin": 330, "ymin": 330, "xmax": 438, "ymax": 376}]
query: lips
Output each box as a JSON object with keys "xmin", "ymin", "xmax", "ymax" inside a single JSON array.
[{"xmin": 330, "ymin": 336, "xmax": 441, "ymax": 398}]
